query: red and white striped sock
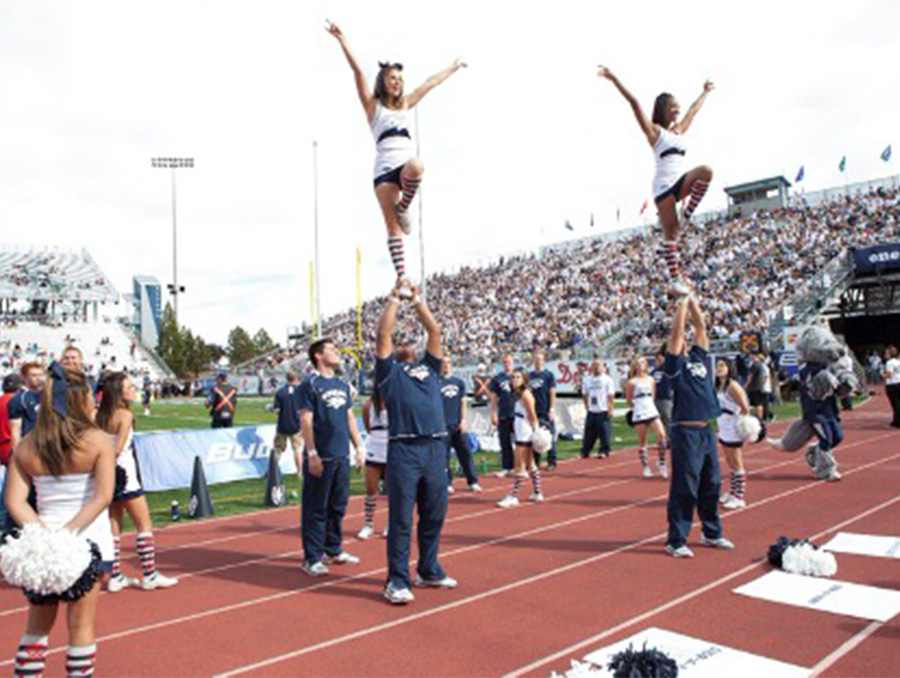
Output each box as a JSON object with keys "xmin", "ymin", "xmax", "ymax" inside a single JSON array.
[
  {"xmin": 396, "ymin": 175, "xmax": 421, "ymax": 214},
  {"xmin": 638, "ymin": 447, "xmax": 650, "ymax": 468},
  {"xmin": 364, "ymin": 494, "xmax": 376, "ymax": 527},
  {"xmin": 65, "ymin": 644, "xmax": 96, "ymax": 678},
  {"xmin": 510, "ymin": 474, "xmax": 524, "ymax": 498},
  {"xmin": 387, "ymin": 236, "xmax": 406, "ymax": 278},
  {"xmin": 730, "ymin": 470, "xmax": 746, "ymax": 500},
  {"xmin": 683, "ymin": 179, "xmax": 709, "ymax": 220},
  {"xmin": 14, "ymin": 634, "xmax": 48, "ymax": 678},
  {"xmin": 530, "ymin": 467, "xmax": 542, "ymax": 495},
  {"xmin": 135, "ymin": 531, "xmax": 157, "ymax": 578},
  {"xmin": 661, "ymin": 240, "xmax": 680, "ymax": 278},
  {"xmin": 111, "ymin": 535, "xmax": 121, "ymax": 578}
]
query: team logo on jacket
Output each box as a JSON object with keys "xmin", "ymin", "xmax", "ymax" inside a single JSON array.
[
  {"xmin": 687, "ymin": 362, "xmax": 708, "ymax": 379},
  {"xmin": 321, "ymin": 388, "xmax": 348, "ymax": 409},
  {"xmin": 529, "ymin": 378, "xmax": 544, "ymax": 391},
  {"xmin": 441, "ymin": 383, "xmax": 460, "ymax": 398},
  {"xmin": 405, "ymin": 365, "xmax": 431, "ymax": 382}
]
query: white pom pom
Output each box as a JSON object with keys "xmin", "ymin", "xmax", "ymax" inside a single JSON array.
[
  {"xmin": 782, "ymin": 542, "xmax": 838, "ymax": 577},
  {"xmin": 0, "ymin": 523, "xmax": 93, "ymax": 595},
  {"xmin": 737, "ymin": 415, "xmax": 761, "ymax": 444},
  {"xmin": 532, "ymin": 427, "xmax": 553, "ymax": 454}
]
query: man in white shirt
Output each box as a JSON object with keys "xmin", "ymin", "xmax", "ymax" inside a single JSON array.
[
  {"xmin": 884, "ymin": 345, "xmax": 900, "ymax": 428},
  {"xmin": 580, "ymin": 360, "xmax": 615, "ymax": 458},
  {"xmin": 836, "ymin": 349, "xmax": 854, "ymax": 412}
]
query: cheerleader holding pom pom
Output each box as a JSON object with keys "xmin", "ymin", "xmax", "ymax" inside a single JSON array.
[
  {"xmin": 326, "ymin": 20, "xmax": 466, "ymax": 296},
  {"xmin": 0, "ymin": 363, "xmax": 115, "ymax": 678}
]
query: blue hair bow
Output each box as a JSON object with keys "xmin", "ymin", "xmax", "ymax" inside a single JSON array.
[{"xmin": 48, "ymin": 361, "xmax": 68, "ymax": 417}]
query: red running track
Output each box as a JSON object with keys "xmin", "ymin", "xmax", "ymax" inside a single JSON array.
[{"xmin": 0, "ymin": 396, "xmax": 897, "ymax": 677}]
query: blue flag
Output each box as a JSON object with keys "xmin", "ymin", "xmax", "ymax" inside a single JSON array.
[
  {"xmin": 882, "ymin": 145, "xmax": 892, "ymax": 162},
  {"xmin": 795, "ymin": 165, "xmax": 805, "ymax": 183},
  {"xmin": 564, "ymin": 219, "xmax": 573, "ymax": 231}
]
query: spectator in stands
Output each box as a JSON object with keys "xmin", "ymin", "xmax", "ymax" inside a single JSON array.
[
  {"xmin": 884, "ymin": 346, "xmax": 900, "ymax": 428},
  {"xmin": 206, "ymin": 373, "xmax": 237, "ymax": 428},
  {"xmin": 272, "ymin": 371, "xmax": 303, "ymax": 473}
]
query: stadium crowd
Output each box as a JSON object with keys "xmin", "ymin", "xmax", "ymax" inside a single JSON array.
[{"xmin": 311, "ymin": 188, "xmax": 900, "ymax": 362}]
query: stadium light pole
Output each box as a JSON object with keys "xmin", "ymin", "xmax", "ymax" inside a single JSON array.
[
  {"xmin": 151, "ymin": 157, "xmax": 194, "ymax": 325},
  {"xmin": 312, "ymin": 141, "xmax": 322, "ymax": 339}
]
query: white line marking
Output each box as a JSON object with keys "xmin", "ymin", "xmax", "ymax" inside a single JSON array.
[{"xmin": 809, "ymin": 620, "xmax": 883, "ymax": 676}]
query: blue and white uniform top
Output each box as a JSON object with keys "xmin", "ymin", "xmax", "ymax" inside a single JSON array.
[
  {"xmin": 297, "ymin": 372, "xmax": 353, "ymax": 461},
  {"xmin": 665, "ymin": 346, "xmax": 721, "ymax": 424},
  {"xmin": 513, "ymin": 398, "xmax": 534, "ymax": 444},
  {"xmin": 114, "ymin": 425, "xmax": 144, "ymax": 500},
  {"xmin": 651, "ymin": 364, "xmax": 673, "ymax": 402},
  {"xmin": 528, "ymin": 369, "xmax": 557, "ymax": 419},
  {"xmin": 371, "ymin": 103, "xmax": 415, "ymax": 179},
  {"xmin": 630, "ymin": 377, "xmax": 660, "ymax": 424},
  {"xmin": 652, "ymin": 127, "xmax": 688, "ymax": 199},
  {"xmin": 716, "ymin": 386, "xmax": 742, "ymax": 445},
  {"xmin": 440, "ymin": 375, "xmax": 466, "ymax": 430},
  {"xmin": 365, "ymin": 405, "xmax": 389, "ymax": 465},
  {"xmin": 375, "ymin": 352, "xmax": 447, "ymax": 440},
  {"xmin": 34, "ymin": 473, "xmax": 114, "ymax": 563},
  {"xmin": 489, "ymin": 372, "xmax": 515, "ymax": 419}
]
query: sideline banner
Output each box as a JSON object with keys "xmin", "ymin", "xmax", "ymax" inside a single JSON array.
[
  {"xmin": 852, "ymin": 243, "xmax": 900, "ymax": 274},
  {"xmin": 134, "ymin": 424, "xmax": 296, "ymax": 491}
]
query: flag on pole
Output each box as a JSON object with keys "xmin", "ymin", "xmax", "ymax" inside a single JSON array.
[
  {"xmin": 882, "ymin": 145, "xmax": 892, "ymax": 162},
  {"xmin": 639, "ymin": 199, "xmax": 648, "ymax": 215},
  {"xmin": 795, "ymin": 165, "xmax": 805, "ymax": 183},
  {"xmin": 616, "ymin": 208, "xmax": 620, "ymax": 223},
  {"xmin": 839, "ymin": 156, "xmax": 847, "ymax": 173},
  {"xmin": 564, "ymin": 219, "xmax": 574, "ymax": 231},
  {"xmin": 590, "ymin": 213, "xmax": 595, "ymax": 227}
]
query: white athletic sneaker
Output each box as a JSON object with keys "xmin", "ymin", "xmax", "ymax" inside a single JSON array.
[
  {"xmin": 322, "ymin": 551, "xmax": 360, "ymax": 565},
  {"xmin": 657, "ymin": 461, "xmax": 668, "ymax": 479},
  {"xmin": 468, "ymin": 483, "xmax": 483, "ymax": 493},
  {"xmin": 700, "ymin": 534, "xmax": 735, "ymax": 549},
  {"xmin": 397, "ymin": 278, "xmax": 414, "ymax": 300},
  {"xmin": 494, "ymin": 470, "xmax": 511, "ymax": 479},
  {"xmin": 140, "ymin": 571, "xmax": 179, "ymax": 590},
  {"xmin": 301, "ymin": 561, "xmax": 330, "ymax": 576},
  {"xmin": 107, "ymin": 573, "xmax": 138, "ymax": 593},
  {"xmin": 384, "ymin": 582, "xmax": 415, "ymax": 605},
  {"xmin": 642, "ymin": 464, "xmax": 653, "ymax": 478},
  {"xmin": 414, "ymin": 574, "xmax": 458, "ymax": 589},
  {"xmin": 722, "ymin": 495, "xmax": 746, "ymax": 510},
  {"xmin": 447, "ymin": 485, "xmax": 455, "ymax": 494},
  {"xmin": 382, "ymin": 525, "xmax": 389, "ymax": 538},
  {"xmin": 529, "ymin": 492, "xmax": 545, "ymax": 503},
  {"xmin": 357, "ymin": 524, "xmax": 375, "ymax": 540},
  {"xmin": 396, "ymin": 208, "xmax": 412, "ymax": 235},
  {"xmin": 719, "ymin": 491, "xmax": 734, "ymax": 505},
  {"xmin": 497, "ymin": 494, "xmax": 520, "ymax": 509},
  {"xmin": 665, "ymin": 544, "xmax": 694, "ymax": 558}
]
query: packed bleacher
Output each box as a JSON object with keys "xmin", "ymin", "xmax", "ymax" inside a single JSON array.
[
  {"xmin": 310, "ymin": 186, "xmax": 900, "ymax": 362},
  {"xmin": 0, "ymin": 246, "xmax": 117, "ymax": 302}
]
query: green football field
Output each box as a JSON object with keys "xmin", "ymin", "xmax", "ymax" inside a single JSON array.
[{"xmin": 126, "ymin": 396, "xmax": 818, "ymax": 531}]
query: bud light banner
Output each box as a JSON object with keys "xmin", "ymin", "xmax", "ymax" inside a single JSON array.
[
  {"xmin": 134, "ymin": 424, "xmax": 298, "ymax": 491},
  {"xmin": 852, "ymin": 243, "xmax": 900, "ymax": 274}
]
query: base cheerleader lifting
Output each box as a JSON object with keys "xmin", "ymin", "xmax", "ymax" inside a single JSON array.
[
  {"xmin": 326, "ymin": 20, "xmax": 465, "ymax": 293},
  {"xmin": 597, "ymin": 66, "xmax": 714, "ymax": 296}
]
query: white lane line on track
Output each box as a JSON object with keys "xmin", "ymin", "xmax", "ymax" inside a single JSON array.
[
  {"xmin": 212, "ymin": 439, "xmax": 900, "ymax": 676},
  {"xmin": 809, "ymin": 620, "xmax": 883, "ymax": 677}
]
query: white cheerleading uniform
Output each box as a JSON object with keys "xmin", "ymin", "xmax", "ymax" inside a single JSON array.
[
  {"xmin": 652, "ymin": 127, "xmax": 688, "ymax": 200},
  {"xmin": 34, "ymin": 473, "xmax": 114, "ymax": 565},
  {"xmin": 114, "ymin": 426, "xmax": 144, "ymax": 500},
  {"xmin": 514, "ymin": 399, "xmax": 534, "ymax": 444},
  {"xmin": 717, "ymin": 387, "xmax": 743, "ymax": 446},
  {"xmin": 371, "ymin": 103, "xmax": 415, "ymax": 180},
  {"xmin": 630, "ymin": 377, "xmax": 660, "ymax": 424},
  {"xmin": 365, "ymin": 406, "xmax": 389, "ymax": 466}
]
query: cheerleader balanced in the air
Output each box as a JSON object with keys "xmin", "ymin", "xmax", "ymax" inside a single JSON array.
[
  {"xmin": 327, "ymin": 21, "xmax": 466, "ymax": 292},
  {"xmin": 597, "ymin": 66, "xmax": 714, "ymax": 296}
]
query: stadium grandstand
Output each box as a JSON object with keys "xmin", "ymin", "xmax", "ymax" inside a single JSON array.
[
  {"xmin": 266, "ymin": 175, "xmax": 899, "ymax": 380},
  {"xmin": 0, "ymin": 244, "xmax": 172, "ymax": 380}
]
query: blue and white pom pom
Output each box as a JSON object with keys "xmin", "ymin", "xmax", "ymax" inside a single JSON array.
[
  {"xmin": 737, "ymin": 415, "xmax": 766, "ymax": 444},
  {"xmin": 767, "ymin": 536, "xmax": 837, "ymax": 578},
  {"xmin": 0, "ymin": 523, "xmax": 101, "ymax": 604},
  {"xmin": 532, "ymin": 427, "xmax": 553, "ymax": 454}
]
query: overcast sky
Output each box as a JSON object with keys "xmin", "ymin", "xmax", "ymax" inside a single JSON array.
[{"xmin": 1, "ymin": 1, "xmax": 898, "ymax": 345}]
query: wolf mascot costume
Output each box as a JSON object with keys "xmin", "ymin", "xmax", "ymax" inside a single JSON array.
[{"xmin": 768, "ymin": 326, "xmax": 857, "ymax": 480}]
